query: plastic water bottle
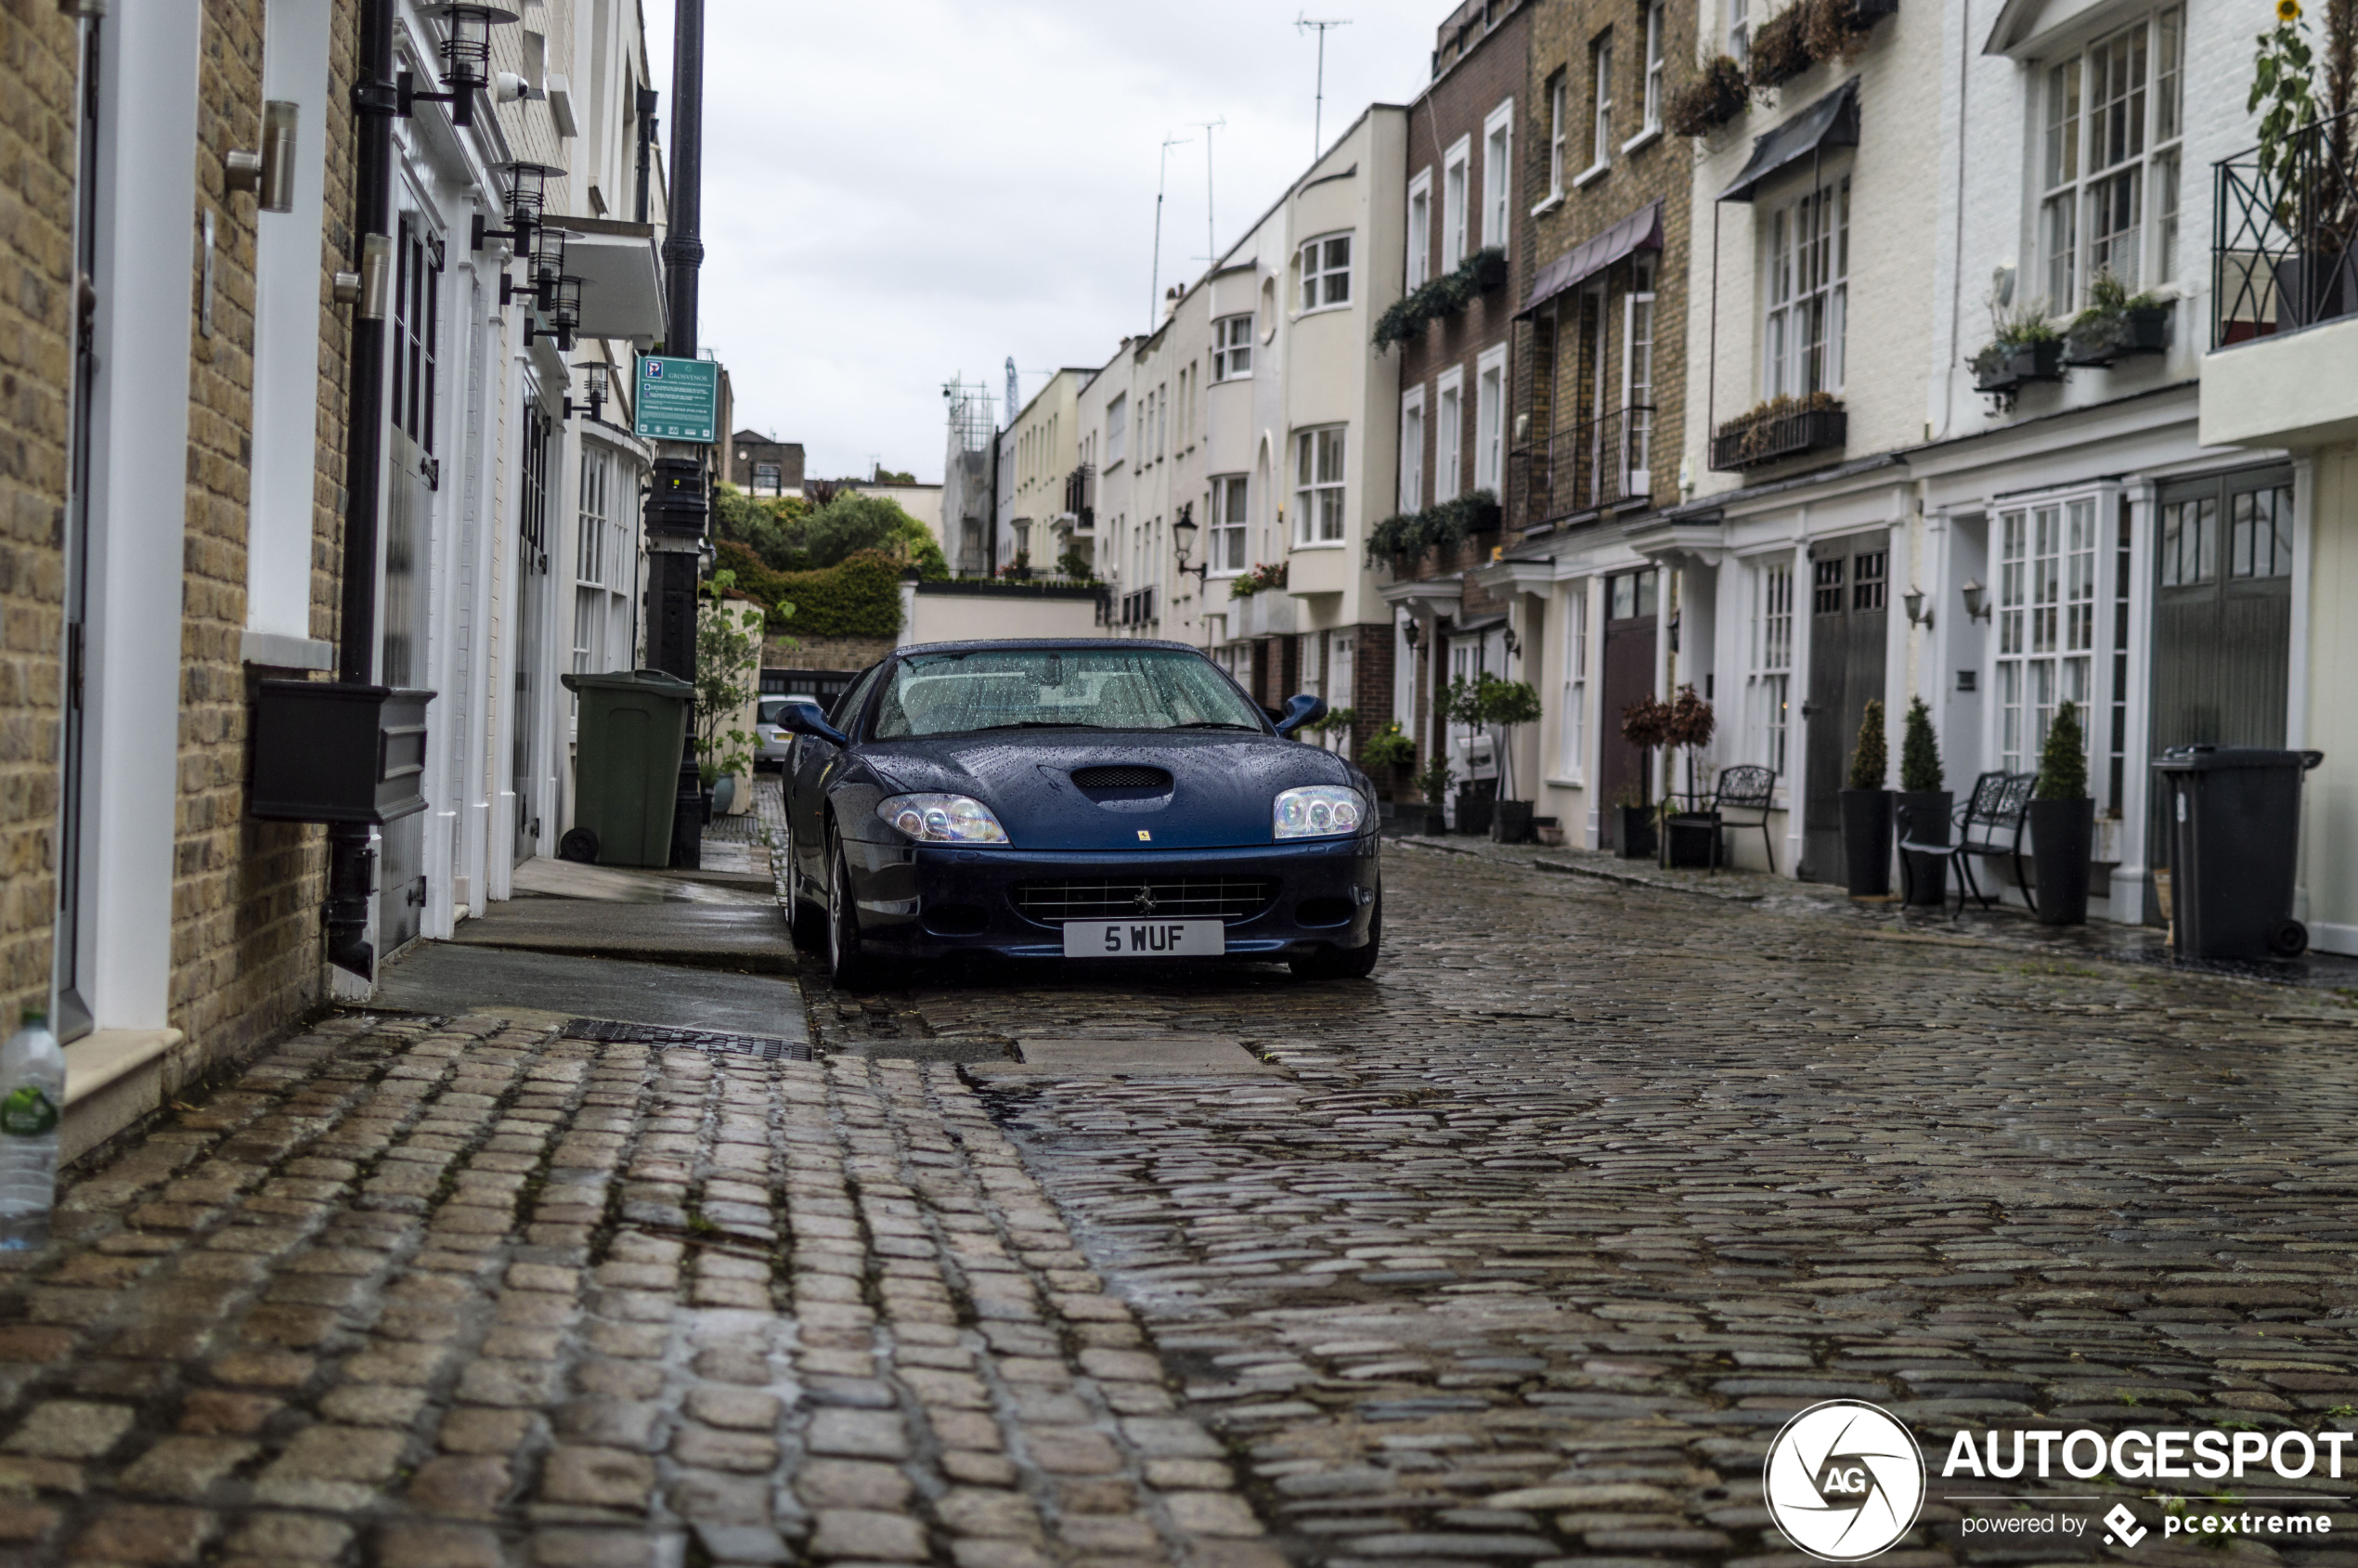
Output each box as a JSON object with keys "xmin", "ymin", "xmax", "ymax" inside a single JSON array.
[{"xmin": 0, "ymin": 1011, "xmax": 63, "ymax": 1251}]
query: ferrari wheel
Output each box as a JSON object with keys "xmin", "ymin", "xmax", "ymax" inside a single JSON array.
[
  {"xmin": 826, "ymin": 832, "xmax": 876, "ymax": 991},
  {"xmin": 1290, "ymin": 885, "xmax": 1381, "ymax": 980}
]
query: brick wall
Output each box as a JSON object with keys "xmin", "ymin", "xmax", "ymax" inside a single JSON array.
[
  {"xmin": 765, "ymin": 633, "xmax": 894, "ymax": 674},
  {"xmin": 167, "ymin": 1, "xmax": 357, "ymax": 1066},
  {"xmin": 0, "ymin": 6, "xmax": 78, "ymax": 1025}
]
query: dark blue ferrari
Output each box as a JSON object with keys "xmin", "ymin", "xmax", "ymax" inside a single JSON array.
[{"xmin": 775, "ymin": 639, "xmax": 1381, "ymax": 988}]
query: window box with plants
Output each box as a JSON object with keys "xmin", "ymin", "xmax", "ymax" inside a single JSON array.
[
  {"xmin": 1708, "ymin": 393, "xmax": 1846, "ymax": 471},
  {"xmin": 1969, "ymin": 303, "xmax": 2064, "ymax": 395},
  {"xmin": 1226, "ymin": 561, "xmax": 1288, "ymax": 598},
  {"xmin": 1665, "ymin": 56, "xmax": 1751, "ymax": 136},
  {"xmin": 1364, "ymin": 489, "xmax": 1502, "ymax": 571},
  {"xmin": 1748, "ymin": 3, "xmax": 1815, "ymax": 87},
  {"xmin": 2062, "ymin": 271, "xmax": 2172, "ymax": 367},
  {"xmin": 1372, "ymin": 246, "xmax": 1509, "ymax": 351}
]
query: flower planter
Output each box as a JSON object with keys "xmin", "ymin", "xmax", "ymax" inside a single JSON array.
[
  {"xmin": 2028, "ymin": 797, "xmax": 2095, "ymax": 926},
  {"xmin": 1839, "ymin": 787, "xmax": 1892, "ymax": 896},
  {"xmin": 1661, "ymin": 811, "xmax": 1720, "ymax": 869},
  {"xmin": 1896, "ymin": 789, "xmax": 1951, "ymax": 907},
  {"xmin": 1422, "ymin": 810, "xmax": 1449, "ymax": 836},
  {"xmin": 1491, "ymin": 799, "xmax": 1535, "ymax": 844},
  {"xmin": 2063, "ymin": 305, "xmax": 2170, "ymax": 367},
  {"xmin": 2008, "ymin": 339, "xmax": 2066, "ymax": 383},
  {"xmin": 1617, "ymin": 805, "xmax": 1658, "ymax": 861},
  {"xmin": 1972, "ymin": 356, "xmax": 2022, "ymax": 395},
  {"xmin": 1456, "ymin": 781, "xmax": 1496, "ymax": 837},
  {"xmin": 1533, "ymin": 816, "xmax": 1564, "ymax": 848}
]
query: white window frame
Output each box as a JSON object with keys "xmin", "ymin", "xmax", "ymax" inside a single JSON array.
[
  {"xmin": 1407, "ymin": 169, "xmax": 1433, "ymax": 288},
  {"xmin": 1398, "ymin": 385, "xmax": 1426, "ymax": 514},
  {"xmin": 2039, "ymin": 6, "xmax": 2184, "ymax": 311},
  {"xmin": 1622, "ymin": 260, "xmax": 1657, "ymax": 496},
  {"xmin": 1547, "ymin": 72, "xmax": 1568, "ymax": 201},
  {"xmin": 1590, "ymin": 32, "xmax": 1614, "ymax": 174},
  {"xmin": 574, "ymin": 445, "xmax": 613, "ymax": 677},
  {"xmin": 1750, "ymin": 556, "xmax": 1794, "ymax": 778},
  {"xmin": 1482, "ymin": 99, "xmax": 1514, "ymax": 252},
  {"xmin": 1995, "ymin": 499, "xmax": 2099, "ymax": 776},
  {"xmin": 1434, "ymin": 369, "xmax": 1464, "ymax": 502},
  {"xmin": 1443, "ymin": 136, "xmax": 1471, "ymax": 268},
  {"xmin": 1558, "ymin": 579, "xmax": 1589, "ymax": 782},
  {"xmin": 1106, "ymin": 393, "xmax": 1127, "ymax": 465},
  {"xmin": 1297, "ymin": 232, "xmax": 1354, "ymax": 313},
  {"xmin": 1640, "ymin": 0, "xmax": 1665, "ymax": 136},
  {"xmin": 1762, "ymin": 175, "xmax": 1849, "ymax": 399},
  {"xmin": 1474, "ymin": 345, "xmax": 1507, "ymax": 494},
  {"xmin": 1729, "ymin": 0, "xmax": 1749, "ymax": 66},
  {"xmin": 1213, "ymin": 314, "xmax": 1254, "ymax": 381},
  {"xmin": 1211, "ymin": 473, "xmax": 1250, "ymax": 574},
  {"xmin": 1292, "ymin": 425, "xmax": 1348, "ymax": 547}
]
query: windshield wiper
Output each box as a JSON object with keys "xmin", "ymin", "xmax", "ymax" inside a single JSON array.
[
  {"xmin": 1170, "ymin": 720, "xmax": 1263, "ymax": 731},
  {"xmin": 966, "ymin": 720, "xmax": 1114, "ymax": 732}
]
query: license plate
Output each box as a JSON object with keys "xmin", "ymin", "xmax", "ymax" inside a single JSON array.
[{"xmin": 1062, "ymin": 919, "xmax": 1225, "ymax": 958}]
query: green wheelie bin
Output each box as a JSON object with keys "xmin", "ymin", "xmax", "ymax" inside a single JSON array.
[{"xmin": 560, "ymin": 669, "xmax": 694, "ymax": 867}]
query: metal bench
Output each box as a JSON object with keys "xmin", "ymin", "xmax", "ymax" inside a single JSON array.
[
  {"xmin": 1900, "ymin": 770, "xmax": 2037, "ymax": 914},
  {"xmin": 1711, "ymin": 765, "xmax": 1779, "ymax": 875}
]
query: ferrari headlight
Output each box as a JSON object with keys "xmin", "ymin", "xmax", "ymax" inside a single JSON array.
[
  {"xmin": 876, "ymin": 793, "xmax": 1009, "ymax": 845},
  {"xmin": 1273, "ymin": 784, "xmax": 1366, "ymax": 840}
]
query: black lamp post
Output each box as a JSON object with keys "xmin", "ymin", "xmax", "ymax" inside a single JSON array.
[{"xmin": 407, "ymin": 4, "xmax": 516, "ymax": 128}]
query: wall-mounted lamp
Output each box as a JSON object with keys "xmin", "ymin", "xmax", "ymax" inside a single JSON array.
[
  {"xmin": 1959, "ymin": 578, "xmax": 1991, "ymax": 622},
  {"xmin": 525, "ymin": 276, "xmax": 582, "ymax": 352},
  {"xmin": 1502, "ymin": 625, "xmax": 1522, "ymax": 660},
  {"xmin": 1401, "ymin": 618, "xmax": 1421, "ymax": 649},
  {"xmin": 405, "ymin": 4, "xmax": 518, "ymax": 129},
  {"xmin": 1170, "ymin": 502, "xmax": 1207, "ymax": 585},
  {"xmin": 505, "ymin": 226, "xmax": 568, "ymax": 309},
  {"xmin": 564, "ymin": 361, "xmax": 609, "ymax": 421},
  {"xmin": 474, "ymin": 160, "xmax": 561, "ymax": 253},
  {"xmin": 1903, "ymin": 587, "xmax": 1933, "ymax": 629}
]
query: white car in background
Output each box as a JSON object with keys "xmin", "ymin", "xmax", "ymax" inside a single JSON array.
[{"xmin": 755, "ymin": 695, "xmax": 814, "ymax": 771}]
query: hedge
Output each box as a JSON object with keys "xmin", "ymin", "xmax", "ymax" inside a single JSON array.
[{"xmin": 717, "ymin": 540, "xmax": 904, "ymax": 637}]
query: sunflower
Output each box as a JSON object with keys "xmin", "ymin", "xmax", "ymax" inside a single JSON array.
[{"xmin": 2279, "ymin": 0, "xmax": 2302, "ymax": 22}]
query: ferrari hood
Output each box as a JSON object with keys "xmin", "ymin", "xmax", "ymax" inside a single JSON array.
[{"xmin": 862, "ymin": 730, "xmax": 1361, "ymax": 850}]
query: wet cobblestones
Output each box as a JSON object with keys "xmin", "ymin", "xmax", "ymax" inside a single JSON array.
[{"xmin": 808, "ymin": 840, "xmax": 2358, "ymax": 1568}]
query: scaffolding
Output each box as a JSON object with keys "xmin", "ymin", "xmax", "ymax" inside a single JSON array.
[{"xmin": 940, "ymin": 377, "xmax": 997, "ymax": 577}]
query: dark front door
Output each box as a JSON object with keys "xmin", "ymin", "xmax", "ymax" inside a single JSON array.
[
  {"xmin": 1801, "ymin": 535, "xmax": 1888, "ymax": 881},
  {"xmin": 1598, "ymin": 567, "xmax": 1658, "ymax": 847},
  {"xmin": 512, "ymin": 408, "xmax": 552, "ymax": 864},
  {"xmin": 2146, "ymin": 465, "xmax": 2294, "ymax": 896},
  {"xmin": 378, "ymin": 220, "xmax": 441, "ymax": 955}
]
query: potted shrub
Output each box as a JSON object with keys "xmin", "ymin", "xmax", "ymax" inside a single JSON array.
[
  {"xmin": 1660, "ymin": 685, "xmax": 1721, "ymax": 868},
  {"xmin": 1896, "ymin": 696, "xmax": 1950, "ymax": 907},
  {"xmin": 1361, "ymin": 720, "xmax": 1416, "ymax": 805},
  {"xmin": 1477, "ymin": 674, "xmax": 1545, "ymax": 843},
  {"xmin": 1618, "ymin": 695, "xmax": 1671, "ymax": 859},
  {"xmin": 1414, "ymin": 756, "xmax": 1454, "ymax": 837},
  {"xmin": 1972, "ymin": 301, "xmax": 2065, "ymax": 393},
  {"xmin": 2251, "ymin": 0, "xmax": 2358, "ymax": 329},
  {"xmin": 1665, "ymin": 55, "xmax": 1751, "ymax": 136},
  {"xmin": 1839, "ymin": 698, "xmax": 1892, "ymax": 896},
  {"xmin": 1748, "ymin": 3, "xmax": 1814, "ymax": 87},
  {"xmin": 2063, "ymin": 270, "xmax": 2172, "ymax": 366},
  {"xmin": 2029, "ymin": 699, "xmax": 2095, "ymax": 925}
]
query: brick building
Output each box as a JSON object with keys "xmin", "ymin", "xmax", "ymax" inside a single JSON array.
[
  {"xmin": 1375, "ymin": 0, "xmax": 1537, "ymax": 818},
  {"xmin": 729, "ymin": 430, "xmax": 805, "ymax": 496}
]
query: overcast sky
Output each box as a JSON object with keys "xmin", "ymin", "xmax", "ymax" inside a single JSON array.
[{"xmin": 647, "ymin": 1, "xmax": 1445, "ymax": 484}]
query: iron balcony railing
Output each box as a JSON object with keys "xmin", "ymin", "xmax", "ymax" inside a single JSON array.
[
  {"xmin": 1708, "ymin": 403, "xmax": 1846, "ymax": 472},
  {"xmin": 1508, "ymin": 405, "xmax": 1655, "ymax": 529},
  {"xmin": 2213, "ymin": 109, "xmax": 2358, "ymax": 348}
]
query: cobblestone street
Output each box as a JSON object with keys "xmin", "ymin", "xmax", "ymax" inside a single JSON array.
[{"xmin": 4, "ymin": 842, "xmax": 2358, "ymax": 1566}]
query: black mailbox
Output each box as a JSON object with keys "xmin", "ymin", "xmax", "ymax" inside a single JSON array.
[{"xmin": 250, "ymin": 680, "xmax": 435, "ymax": 824}]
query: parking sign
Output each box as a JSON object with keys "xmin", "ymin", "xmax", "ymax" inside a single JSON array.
[{"xmin": 633, "ymin": 355, "xmax": 719, "ymax": 443}]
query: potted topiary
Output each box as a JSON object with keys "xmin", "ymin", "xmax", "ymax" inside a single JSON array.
[
  {"xmin": 1478, "ymin": 674, "xmax": 1546, "ymax": 843},
  {"xmin": 1443, "ymin": 675, "xmax": 1496, "ymax": 836},
  {"xmin": 1660, "ymin": 685, "xmax": 1721, "ymax": 868},
  {"xmin": 1414, "ymin": 756, "xmax": 1454, "ymax": 837},
  {"xmin": 1896, "ymin": 696, "xmax": 1950, "ymax": 907},
  {"xmin": 2029, "ymin": 699, "xmax": 2094, "ymax": 925},
  {"xmin": 1839, "ymin": 698, "xmax": 1891, "ymax": 896},
  {"xmin": 1361, "ymin": 719, "xmax": 1416, "ymax": 809},
  {"xmin": 1618, "ymin": 695, "xmax": 1671, "ymax": 859}
]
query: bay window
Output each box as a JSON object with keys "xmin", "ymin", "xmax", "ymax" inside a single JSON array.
[
  {"xmin": 1211, "ymin": 474, "xmax": 1249, "ymax": 573},
  {"xmin": 1293, "ymin": 426, "xmax": 1347, "ymax": 545},
  {"xmin": 1298, "ymin": 233, "xmax": 1353, "ymax": 311}
]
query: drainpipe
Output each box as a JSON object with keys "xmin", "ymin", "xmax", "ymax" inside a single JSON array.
[
  {"xmin": 325, "ymin": 0, "xmax": 400, "ymax": 978},
  {"xmin": 633, "ymin": 84, "xmax": 656, "ymax": 225}
]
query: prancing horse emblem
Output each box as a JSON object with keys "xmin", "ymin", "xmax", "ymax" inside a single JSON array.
[
  {"xmin": 1132, "ymin": 886, "xmax": 1159, "ymax": 914},
  {"xmin": 1136, "ymin": 829, "xmax": 1152, "ymax": 842}
]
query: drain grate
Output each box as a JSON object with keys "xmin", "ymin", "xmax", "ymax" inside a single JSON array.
[{"xmin": 561, "ymin": 1018, "xmax": 813, "ymax": 1061}]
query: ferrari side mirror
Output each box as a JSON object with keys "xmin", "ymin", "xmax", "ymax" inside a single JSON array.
[
  {"xmin": 1274, "ymin": 693, "xmax": 1327, "ymax": 738},
  {"xmin": 780, "ymin": 699, "xmax": 849, "ymax": 746}
]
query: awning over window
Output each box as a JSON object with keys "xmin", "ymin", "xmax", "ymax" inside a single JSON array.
[
  {"xmin": 1717, "ymin": 77, "xmax": 1859, "ymax": 203},
  {"xmin": 1519, "ymin": 200, "xmax": 1663, "ymax": 317}
]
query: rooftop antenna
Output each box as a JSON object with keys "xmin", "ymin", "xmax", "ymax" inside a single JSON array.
[
  {"xmin": 1004, "ymin": 357, "xmax": 1018, "ymax": 429},
  {"xmin": 1295, "ymin": 15, "xmax": 1352, "ymax": 160},
  {"xmin": 1151, "ymin": 130, "xmax": 1193, "ymax": 330},
  {"xmin": 1187, "ymin": 117, "xmax": 1226, "ymax": 266}
]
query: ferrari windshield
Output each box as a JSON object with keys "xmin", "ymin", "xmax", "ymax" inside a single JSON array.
[{"xmin": 872, "ymin": 647, "xmax": 1266, "ymax": 739}]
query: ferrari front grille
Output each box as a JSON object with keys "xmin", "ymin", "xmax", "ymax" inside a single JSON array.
[{"xmin": 1012, "ymin": 877, "xmax": 1275, "ymax": 924}]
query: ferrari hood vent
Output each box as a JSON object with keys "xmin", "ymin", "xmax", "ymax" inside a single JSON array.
[{"xmin": 1070, "ymin": 764, "xmax": 1173, "ymax": 791}]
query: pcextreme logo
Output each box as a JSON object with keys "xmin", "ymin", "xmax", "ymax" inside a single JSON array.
[{"xmin": 1764, "ymin": 1400, "xmax": 1929, "ymax": 1562}]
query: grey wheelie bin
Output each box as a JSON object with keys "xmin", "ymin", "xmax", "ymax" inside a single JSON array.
[
  {"xmin": 2152, "ymin": 745, "xmax": 2325, "ymax": 961},
  {"xmin": 560, "ymin": 669, "xmax": 694, "ymax": 867}
]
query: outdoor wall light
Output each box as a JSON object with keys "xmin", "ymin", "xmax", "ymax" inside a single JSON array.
[
  {"xmin": 1502, "ymin": 626, "xmax": 1522, "ymax": 659},
  {"xmin": 410, "ymin": 4, "xmax": 518, "ymax": 129},
  {"xmin": 526, "ymin": 227, "xmax": 569, "ymax": 308},
  {"xmin": 225, "ymin": 101, "xmax": 299, "ymax": 213},
  {"xmin": 564, "ymin": 361, "xmax": 609, "ymax": 421},
  {"xmin": 1903, "ymin": 587, "xmax": 1933, "ymax": 629},
  {"xmin": 1401, "ymin": 618, "xmax": 1420, "ymax": 649},
  {"xmin": 473, "ymin": 160, "xmax": 562, "ymax": 253},
  {"xmin": 1170, "ymin": 502, "xmax": 1207, "ymax": 584},
  {"xmin": 525, "ymin": 275, "xmax": 582, "ymax": 352},
  {"xmin": 1960, "ymin": 578, "xmax": 1991, "ymax": 622}
]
